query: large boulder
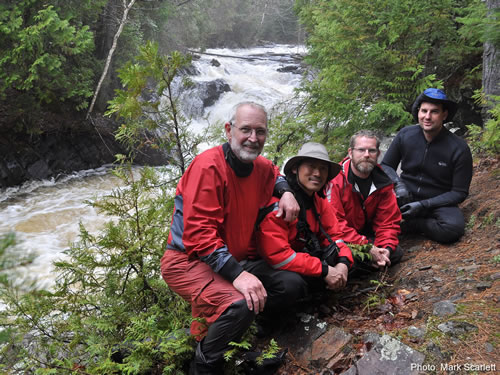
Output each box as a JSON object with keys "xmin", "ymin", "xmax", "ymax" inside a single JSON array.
[{"xmin": 175, "ymin": 78, "xmax": 231, "ymax": 118}]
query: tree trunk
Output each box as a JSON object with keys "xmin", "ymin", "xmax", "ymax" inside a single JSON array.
[
  {"xmin": 482, "ymin": 0, "xmax": 500, "ymax": 120},
  {"xmin": 87, "ymin": 0, "xmax": 137, "ymax": 119}
]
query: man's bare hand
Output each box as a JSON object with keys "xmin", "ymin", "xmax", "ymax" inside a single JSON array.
[
  {"xmin": 233, "ymin": 271, "xmax": 267, "ymax": 314},
  {"xmin": 370, "ymin": 246, "xmax": 391, "ymax": 269},
  {"xmin": 324, "ymin": 263, "xmax": 348, "ymax": 290},
  {"xmin": 276, "ymin": 191, "xmax": 300, "ymax": 222}
]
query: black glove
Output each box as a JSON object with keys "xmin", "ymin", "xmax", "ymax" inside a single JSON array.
[
  {"xmin": 400, "ymin": 201, "xmax": 424, "ymax": 219},
  {"xmin": 394, "ymin": 182, "xmax": 412, "ymax": 207}
]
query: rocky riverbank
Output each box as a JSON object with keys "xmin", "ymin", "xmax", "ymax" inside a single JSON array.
[{"xmin": 0, "ymin": 115, "xmax": 166, "ymax": 189}]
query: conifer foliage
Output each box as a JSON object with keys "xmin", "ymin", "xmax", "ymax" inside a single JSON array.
[
  {"xmin": 293, "ymin": 0, "xmax": 485, "ymax": 143},
  {"xmin": 0, "ymin": 166, "xmax": 194, "ymax": 374}
]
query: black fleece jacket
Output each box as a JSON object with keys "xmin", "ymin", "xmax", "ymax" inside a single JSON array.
[{"xmin": 381, "ymin": 125, "xmax": 473, "ymax": 209}]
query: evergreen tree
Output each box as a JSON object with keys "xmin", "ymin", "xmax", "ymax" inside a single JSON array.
[{"xmin": 293, "ymin": 0, "xmax": 484, "ymax": 145}]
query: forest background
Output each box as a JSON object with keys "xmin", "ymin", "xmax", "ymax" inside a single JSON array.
[{"xmin": 0, "ymin": 0, "xmax": 499, "ymax": 374}]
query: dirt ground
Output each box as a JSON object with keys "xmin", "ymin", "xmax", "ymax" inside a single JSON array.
[{"xmin": 270, "ymin": 157, "xmax": 499, "ymax": 375}]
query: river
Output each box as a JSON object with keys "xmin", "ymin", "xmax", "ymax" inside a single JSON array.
[{"xmin": 0, "ymin": 44, "xmax": 306, "ymax": 289}]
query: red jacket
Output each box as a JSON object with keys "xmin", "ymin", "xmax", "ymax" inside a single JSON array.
[
  {"xmin": 167, "ymin": 144, "xmax": 279, "ymax": 266},
  {"xmin": 325, "ymin": 158, "xmax": 401, "ymax": 251},
  {"xmin": 256, "ymin": 194, "xmax": 353, "ymax": 277}
]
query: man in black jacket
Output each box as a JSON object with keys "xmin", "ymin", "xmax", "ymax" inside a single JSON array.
[{"xmin": 381, "ymin": 88, "xmax": 473, "ymax": 243}]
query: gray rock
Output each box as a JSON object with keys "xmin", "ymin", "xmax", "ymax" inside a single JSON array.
[
  {"xmin": 407, "ymin": 326, "xmax": 426, "ymax": 338},
  {"xmin": 174, "ymin": 78, "xmax": 231, "ymax": 118},
  {"xmin": 341, "ymin": 333, "xmax": 424, "ymax": 374},
  {"xmin": 476, "ymin": 281, "xmax": 492, "ymax": 291},
  {"xmin": 277, "ymin": 65, "xmax": 299, "ymax": 73},
  {"xmin": 407, "ymin": 246, "xmax": 420, "ymax": 253},
  {"xmin": 449, "ymin": 292, "xmax": 465, "ymax": 302},
  {"xmin": 490, "ymin": 272, "xmax": 500, "ymax": 281},
  {"xmin": 485, "ymin": 342, "xmax": 494, "ymax": 353},
  {"xmin": 437, "ymin": 320, "xmax": 478, "ymax": 336},
  {"xmin": 457, "ymin": 265, "xmax": 480, "ymax": 273},
  {"xmin": 433, "ymin": 300, "xmax": 456, "ymax": 316},
  {"xmin": 426, "ymin": 342, "xmax": 451, "ymax": 361}
]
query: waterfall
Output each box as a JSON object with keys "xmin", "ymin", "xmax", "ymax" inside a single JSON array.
[{"xmin": 0, "ymin": 44, "xmax": 306, "ymax": 289}]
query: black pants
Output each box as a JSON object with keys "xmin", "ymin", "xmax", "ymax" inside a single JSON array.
[
  {"xmin": 192, "ymin": 260, "xmax": 308, "ymax": 374},
  {"xmin": 403, "ymin": 205, "xmax": 465, "ymax": 243}
]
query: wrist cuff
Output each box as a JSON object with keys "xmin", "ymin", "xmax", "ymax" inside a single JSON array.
[{"xmin": 219, "ymin": 256, "xmax": 244, "ymax": 282}]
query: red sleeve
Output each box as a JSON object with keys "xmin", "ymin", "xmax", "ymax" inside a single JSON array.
[
  {"xmin": 256, "ymin": 200, "xmax": 324, "ymax": 277},
  {"xmin": 317, "ymin": 197, "xmax": 354, "ymax": 267},
  {"xmin": 372, "ymin": 185, "xmax": 402, "ymax": 250},
  {"xmin": 180, "ymin": 155, "xmax": 227, "ymax": 258},
  {"xmin": 326, "ymin": 179, "xmax": 369, "ymax": 245}
]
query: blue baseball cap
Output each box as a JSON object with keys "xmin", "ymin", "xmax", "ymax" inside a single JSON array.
[{"xmin": 411, "ymin": 88, "xmax": 458, "ymax": 122}]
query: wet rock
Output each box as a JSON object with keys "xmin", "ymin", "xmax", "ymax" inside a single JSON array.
[
  {"xmin": 277, "ymin": 65, "xmax": 299, "ymax": 73},
  {"xmin": 476, "ymin": 281, "xmax": 492, "ymax": 291},
  {"xmin": 437, "ymin": 320, "xmax": 478, "ymax": 336},
  {"xmin": 433, "ymin": 300, "xmax": 456, "ymax": 316},
  {"xmin": 210, "ymin": 58, "xmax": 220, "ymax": 67},
  {"xmin": 341, "ymin": 333, "xmax": 424, "ymax": 375},
  {"xmin": 0, "ymin": 118, "xmax": 161, "ymax": 188},
  {"xmin": 175, "ymin": 78, "xmax": 231, "ymax": 117},
  {"xmin": 308, "ymin": 326, "xmax": 352, "ymax": 363},
  {"xmin": 276, "ymin": 314, "xmax": 328, "ymax": 360}
]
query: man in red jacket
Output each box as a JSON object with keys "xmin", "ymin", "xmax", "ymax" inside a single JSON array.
[
  {"xmin": 257, "ymin": 142, "xmax": 353, "ymax": 290},
  {"xmin": 161, "ymin": 102, "xmax": 300, "ymax": 374},
  {"xmin": 326, "ymin": 130, "xmax": 403, "ymax": 271}
]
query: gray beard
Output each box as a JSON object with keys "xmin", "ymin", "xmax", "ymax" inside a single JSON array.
[{"xmin": 230, "ymin": 139, "xmax": 260, "ymax": 162}]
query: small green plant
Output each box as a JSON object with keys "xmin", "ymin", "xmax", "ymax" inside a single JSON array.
[
  {"xmin": 492, "ymin": 255, "xmax": 500, "ymax": 264},
  {"xmin": 224, "ymin": 330, "xmax": 281, "ymax": 373},
  {"xmin": 466, "ymin": 214, "xmax": 476, "ymax": 230},
  {"xmin": 258, "ymin": 339, "xmax": 280, "ymax": 364},
  {"xmin": 362, "ymin": 279, "xmax": 389, "ymax": 313},
  {"xmin": 349, "ymin": 243, "xmax": 373, "ymax": 263},
  {"xmin": 480, "ymin": 212, "xmax": 496, "ymax": 227},
  {"xmin": 466, "ymin": 92, "xmax": 500, "ymax": 157}
]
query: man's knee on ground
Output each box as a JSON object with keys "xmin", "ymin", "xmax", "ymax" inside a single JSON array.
[{"xmin": 425, "ymin": 218, "xmax": 464, "ymax": 243}]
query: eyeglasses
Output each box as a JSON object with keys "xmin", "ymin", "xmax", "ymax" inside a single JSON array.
[
  {"xmin": 230, "ymin": 122, "xmax": 267, "ymax": 137},
  {"xmin": 352, "ymin": 147, "xmax": 378, "ymax": 155}
]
